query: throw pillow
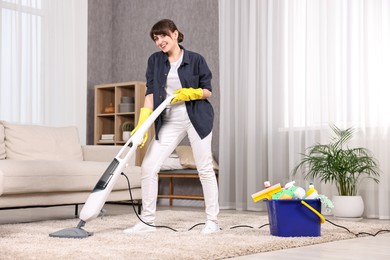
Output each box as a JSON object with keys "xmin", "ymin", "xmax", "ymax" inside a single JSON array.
[
  {"xmin": 4, "ymin": 121, "xmax": 83, "ymax": 161},
  {"xmin": 160, "ymin": 153, "xmax": 184, "ymax": 171},
  {"xmin": 175, "ymin": 145, "xmax": 219, "ymax": 170}
]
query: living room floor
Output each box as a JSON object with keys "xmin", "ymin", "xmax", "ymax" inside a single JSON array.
[{"xmin": 1, "ymin": 204, "xmax": 389, "ymax": 259}]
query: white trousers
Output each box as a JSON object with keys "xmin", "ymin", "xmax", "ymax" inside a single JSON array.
[{"xmin": 140, "ymin": 103, "xmax": 219, "ymax": 223}]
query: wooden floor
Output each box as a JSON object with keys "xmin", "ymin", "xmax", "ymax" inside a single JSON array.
[
  {"xmin": 235, "ymin": 231, "xmax": 390, "ymax": 259},
  {"xmin": 1, "ymin": 204, "xmax": 389, "ymax": 259},
  {"xmin": 232, "ymin": 213, "xmax": 390, "ymax": 259}
]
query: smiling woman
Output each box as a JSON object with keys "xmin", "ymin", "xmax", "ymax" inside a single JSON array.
[{"xmin": 123, "ymin": 19, "xmax": 220, "ymax": 234}]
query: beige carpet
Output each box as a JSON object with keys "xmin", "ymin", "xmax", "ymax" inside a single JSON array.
[{"xmin": 1, "ymin": 209, "xmax": 389, "ymax": 260}]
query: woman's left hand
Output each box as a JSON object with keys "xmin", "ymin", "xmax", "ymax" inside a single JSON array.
[{"xmin": 171, "ymin": 88, "xmax": 203, "ymax": 104}]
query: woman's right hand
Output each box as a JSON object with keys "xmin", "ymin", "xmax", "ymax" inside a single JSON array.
[{"xmin": 131, "ymin": 107, "xmax": 153, "ymax": 148}]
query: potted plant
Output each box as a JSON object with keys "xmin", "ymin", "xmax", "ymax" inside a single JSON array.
[
  {"xmin": 121, "ymin": 121, "xmax": 134, "ymax": 141},
  {"xmin": 292, "ymin": 124, "xmax": 380, "ymax": 218}
]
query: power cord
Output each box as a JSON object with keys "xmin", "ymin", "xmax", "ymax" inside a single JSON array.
[
  {"xmin": 121, "ymin": 172, "xmax": 178, "ymax": 232},
  {"xmin": 325, "ymin": 219, "xmax": 390, "ymax": 237},
  {"xmin": 121, "ymin": 173, "xmax": 390, "ymax": 236},
  {"xmin": 122, "ymin": 173, "xmax": 224, "ymax": 232},
  {"xmin": 229, "ymin": 220, "xmax": 390, "ymax": 237},
  {"xmin": 119, "ymin": 171, "xmax": 271, "ymax": 233},
  {"xmin": 229, "ymin": 223, "xmax": 270, "ymax": 230},
  {"xmin": 187, "ymin": 223, "xmax": 206, "ymax": 231}
]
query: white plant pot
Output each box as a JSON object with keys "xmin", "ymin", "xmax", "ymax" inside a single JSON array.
[
  {"xmin": 332, "ymin": 195, "xmax": 364, "ymax": 218},
  {"xmin": 122, "ymin": 131, "xmax": 131, "ymax": 141}
]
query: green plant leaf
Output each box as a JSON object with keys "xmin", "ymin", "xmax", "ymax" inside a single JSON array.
[{"xmin": 292, "ymin": 124, "xmax": 380, "ymax": 196}]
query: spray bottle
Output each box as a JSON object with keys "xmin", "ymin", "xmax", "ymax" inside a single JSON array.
[{"xmin": 305, "ymin": 183, "xmax": 319, "ymax": 199}]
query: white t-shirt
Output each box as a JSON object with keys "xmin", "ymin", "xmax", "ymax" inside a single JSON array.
[{"xmin": 166, "ymin": 50, "xmax": 184, "ymax": 96}]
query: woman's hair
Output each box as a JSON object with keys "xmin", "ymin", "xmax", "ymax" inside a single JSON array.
[{"xmin": 150, "ymin": 19, "xmax": 184, "ymax": 43}]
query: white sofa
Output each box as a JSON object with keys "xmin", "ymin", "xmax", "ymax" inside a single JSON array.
[{"xmin": 0, "ymin": 121, "xmax": 141, "ymax": 213}]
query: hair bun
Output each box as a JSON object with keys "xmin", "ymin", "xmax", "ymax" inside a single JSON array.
[{"xmin": 178, "ymin": 32, "xmax": 184, "ymax": 43}]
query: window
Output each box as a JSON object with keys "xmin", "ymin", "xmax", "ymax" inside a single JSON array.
[
  {"xmin": 282, "ymin": 1, "xmax": 390, "ymax": 129},
  {"xmin": 1, "ymin": 0, "xmax": 43, "ymax": 122}
]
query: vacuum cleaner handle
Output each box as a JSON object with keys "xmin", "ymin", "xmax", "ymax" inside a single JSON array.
[{"xmin": 79, "ymin": 95, "xmax": 175, "ymax": 223}]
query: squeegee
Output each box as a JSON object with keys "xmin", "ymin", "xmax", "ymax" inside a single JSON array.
[{"xmin": 49, "ymin": 96, "xmax": 174, "ymax": 238}]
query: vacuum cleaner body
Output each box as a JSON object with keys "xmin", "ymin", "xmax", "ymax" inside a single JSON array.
[
  {"xmin": 80, "ymin": 96, "xmax": 173, "ymax": 223},
  {"xmin": 50, "ymin": 96, "xmax": 174, "ymax": 238}
]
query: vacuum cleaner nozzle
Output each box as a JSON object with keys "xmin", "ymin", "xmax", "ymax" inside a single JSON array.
[
  {"xmin": 49, "ymin": 220, "xmax": 93, "ymax": 239},
  {"xmin": 49, "ymin": 227, "xmax": 93, "ymax": 238}
]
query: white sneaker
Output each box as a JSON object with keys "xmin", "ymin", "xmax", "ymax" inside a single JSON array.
[
  {"xmin": 201, "ymin": 220, "xmax": 220, "ymax": 234},
  {"xmin": 123, "ymin": 221, "xmax": 156, "ymax": 234}
]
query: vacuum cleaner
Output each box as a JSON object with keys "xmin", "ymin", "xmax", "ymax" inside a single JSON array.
[{"xmin": 49, "ymin": 95, "xmax": 174, "ymax": 238}]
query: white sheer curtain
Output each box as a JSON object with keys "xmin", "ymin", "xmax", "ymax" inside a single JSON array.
[
  {"xmin": 219, "ymin": 0, "xmax": 390, "ymax": 219},
  {"xmin": 0, "ymin": 0, "xmax": 87, "ymax": 144}
]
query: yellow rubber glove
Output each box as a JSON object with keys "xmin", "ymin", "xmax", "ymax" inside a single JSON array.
[
  {"xmin": 171, "ymin": 88, "xmax": 203, "ymax": 104},
  {"xmin": 131, "ymin": 107, "xmax": 153, "ymax": 148}
]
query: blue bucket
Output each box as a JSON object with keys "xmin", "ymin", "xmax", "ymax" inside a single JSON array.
[{"xmin": 265, "ymin": 199, "xmax": 322, "ymax": 237}]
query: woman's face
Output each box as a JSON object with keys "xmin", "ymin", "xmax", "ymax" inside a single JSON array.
[{"xmin": 153, "ymin": 30, "xmax": 178, "ymax": 53}]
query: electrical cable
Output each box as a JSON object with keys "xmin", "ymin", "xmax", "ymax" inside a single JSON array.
[
  {"xmin": 121, "ymin": 172, "xmax": 178, "ymax": 232},
  {"xmin": 121, "ymin": 172, "xmax": 220, "ymax": 232},
  {"xmin": 122, "ymin": 172, "xmax": 270, "ymax": 232},
  {"xmin": 120, "ymin": 169, "xmax": 282, "ymax": 234},
  {"xmin": 229, "ymin": 223, "xmax": 270, "ymax": 230},
  {"xmin": 230, "ymin": 225, "xmax": 254, "ymax": 229},
  {"xmin": 121, "ymin": 173, "xmax": 390, "ymax": 236},
  {"xmin": 187, "ymin": 223, "xmax": 206, "ymax": 231},
  {"xmin": 122, "ymin": 173, "xmax": 225, "ymax": 232},
  {"xmin": 325, "ymin": 219, "xmax": 390, "ymax": 237},
  {"xmin": 258, "ymin": 223, "xmax": 270, "ymax": 229}
]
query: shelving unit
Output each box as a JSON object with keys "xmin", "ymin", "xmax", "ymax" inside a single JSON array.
[{"xmin": 94, "ymin": 81, "xmax": 150, "ymax": 166}]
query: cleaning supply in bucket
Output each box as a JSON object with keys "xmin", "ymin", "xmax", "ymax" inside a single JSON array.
[
  {"xmin": 251, "ymin": 183, "xmax": 282, "ymax": 202},
  {"xmin": 252, "ymin": 180, "xmax": 329, "ymax": 237},
  {"xmin": 271, "ymin": 181, "xmax": 306, "ymax": 200},
  {"xmin": 305, "ymin": 183, "xmax": 319, "ymax": 199},
  {"xmin": 303, "ymin": 183, "xmax": 334, "ymax": 213}
]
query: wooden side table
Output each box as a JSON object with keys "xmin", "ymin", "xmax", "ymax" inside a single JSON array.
[{"xmin": 158, "ymin": 169, "xmax": 219, "ymax": 206}]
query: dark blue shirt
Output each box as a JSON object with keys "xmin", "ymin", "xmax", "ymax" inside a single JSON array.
[{"xmin": 145, "ymin": 46, "xmax": 214, "ymax": 140}]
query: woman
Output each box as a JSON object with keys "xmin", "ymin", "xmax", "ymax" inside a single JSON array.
[{"xmin": 124, "ymin": 19, "xmax": 219, "ymax": 234}]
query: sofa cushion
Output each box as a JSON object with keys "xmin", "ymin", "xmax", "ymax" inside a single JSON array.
[
  {"xmin": 0, "ymin": 160, "xmax": 141, "ymax": 194},
  {"xmin": 175, "ymin": 145, "xmax": 219, "ymax": 170},
  {"xmin": 0, "ymin": 122, "xmax": 5, "ymax": 160},
  {"xmin": 3, "ymin": 122, "xmax": 83, "ymax": 161}
]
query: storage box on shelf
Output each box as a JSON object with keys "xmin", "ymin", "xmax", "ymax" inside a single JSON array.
[{"xmin": 94, "ymin": 81, "xmax": 151, "ymax": 166}]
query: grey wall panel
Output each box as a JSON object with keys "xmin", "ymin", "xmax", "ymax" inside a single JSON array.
[{"xmin": 87, "ymin": 0, "xmax": 114, "ymax": 145}]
